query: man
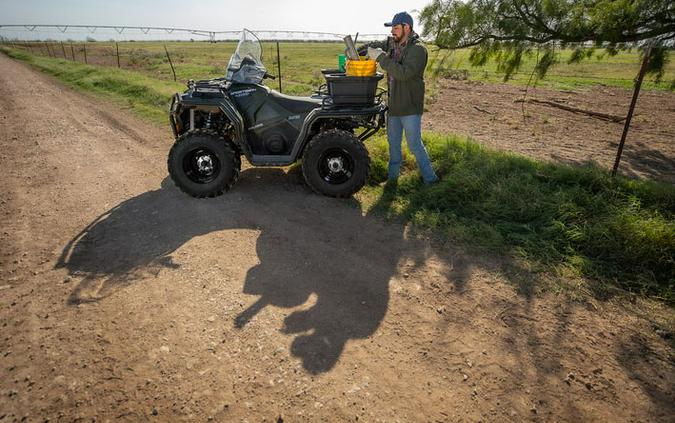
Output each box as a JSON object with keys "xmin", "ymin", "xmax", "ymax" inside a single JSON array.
[{"xmin": 367, "ymin": 12, "xmax": 439, "ymax": 185}]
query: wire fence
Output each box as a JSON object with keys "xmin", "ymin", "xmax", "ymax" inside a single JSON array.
[
  {"xmin": 0, "ymin": 38, "xmax": 358, "ymax": 97},
  {"xmin": 1, "ymin": 24, "xmax": 673, "ymax": 92},
  {"xmin": 0, "ymin": 25, "xmax": 390, "ymax": 87},
  {"xmin": 0, "ymin": 38, "xmax": 347, "ymax": 90},
  {"xmin": 1, "ymin": 39, "xmax": 173, "ymax": 69}
]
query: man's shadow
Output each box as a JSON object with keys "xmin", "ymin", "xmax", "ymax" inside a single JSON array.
[{"xmin": 56, "ymin": 170, "xmax": 426, "ymax": 374}]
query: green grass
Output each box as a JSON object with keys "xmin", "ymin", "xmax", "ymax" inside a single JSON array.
[
  {"xmin": 3, "ymin": 46, "xmax": 673, "ymax": 303},
  {"xmin": 359, "ymin": 133, "xmax": 674, "ymax": 302},
  {"xmin": 426, "ymin": 46, "xmax": 675, "ymax": 91},
  {"xmin": 10, "ymin": 40, "xmax": 675, "ymax": 93},
  {"xmin": 9, "ymin": 41, "xmax": 346, "ymax": 96}
]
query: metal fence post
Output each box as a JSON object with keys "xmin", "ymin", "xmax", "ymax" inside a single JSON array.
[
  {"xmin": 70, "ymin": 42, "xmax": 75, "ymax": 61},
  {"xmin": 612, "ymin": 43, "xmax": 653, "ymax": 177},
  {"xmin": 83, "ymin": 43, "xmax": 87, "ymax": 64},
  {"xmin": 164, "ymin": 44, "xmax": 177, "ymax": 81},
  {"xmin": 116, "ymin": 42, "xmax": 120, "ymax": 68},
  {"xmin": 60, "ymin": 41, "xmax": 67, "ymax": 59},
  {"xmin": 276, "ymin": 41, "xmax": 282, "ymax": 93}
]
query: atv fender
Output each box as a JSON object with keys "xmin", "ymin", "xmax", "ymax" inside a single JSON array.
[{"xmin": 170, "ymin": 93, "xmax": 253, "ymax": 158}]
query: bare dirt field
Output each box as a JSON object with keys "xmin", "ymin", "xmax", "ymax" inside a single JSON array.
[
  {"xmin": 1, "ymin": 53, "xmax": 674, "ymax": 422},
  {"xmin": 425, "ymin": 79, "xmax": 675, "ymax": 183}
]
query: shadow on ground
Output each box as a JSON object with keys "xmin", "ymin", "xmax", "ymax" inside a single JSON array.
[
  {"xmin": 550, "ymin": 141, "xmax": 675, "ymax": 184},
  {"xmin": 55, "ymin": 168, "xmax": 449, "ymax": 373},
  {"xmin": 620, "ymin": 141, "xmax": 675, "ymax": 183},
  {"xmin": 54, "ymin": 168, "xmax": 675, "ymax": 416}
]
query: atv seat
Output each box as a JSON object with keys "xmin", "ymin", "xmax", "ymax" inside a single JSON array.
[{"xmin": 268, "ymin": 90, "xmax": 322, "ymax": 114}]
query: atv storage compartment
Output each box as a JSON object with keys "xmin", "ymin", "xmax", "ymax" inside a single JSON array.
[
  {"xmin": 191, "ymin": 80, "xmax": 225, "ymax": 98},
  {"xmin": 324, "ymin": 73, "xmax": 383, "ymax": 106}
]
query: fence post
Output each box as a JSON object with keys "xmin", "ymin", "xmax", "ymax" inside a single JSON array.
[
  {"xmin": 70, "ymin": 42, "xmax": 75, "ymax": 61},
  {"xmin": 83, "ymin": 43, "xmax": 87, "ymax": 64},
  {"xmin": 276, "ymin": 41, "xmax": 282, "ymax": 93},
  {"xmin": 44, "ymin": 42, "xmax": 51, "ymax": 57},
  {"xmin": 116, "ymin": 42, "xmax": 120, "ymax": 68},
  {"xmin": 164, "ymin": 44, "xmax": 177, "ymax": 82},
  {"xmin": 60, "ymin": 41, "xmax": 67, "ymax": 59},
  {"xmin": 612, "ymin": 43, "xmax": 653, "ymax": 177}
]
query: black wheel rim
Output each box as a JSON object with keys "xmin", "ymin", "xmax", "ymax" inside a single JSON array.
[
  {"xmin": 183, "ymin": 147, "xmax": 221, "ymax": 184},
  {"xmin": 318, "ymin": 148, "xmax": 354, "ymax": 185}
]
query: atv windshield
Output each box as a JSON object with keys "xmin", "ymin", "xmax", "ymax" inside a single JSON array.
[{"xmin": 226, "ymin": 29, "xmax": 267, "ymax": 84}]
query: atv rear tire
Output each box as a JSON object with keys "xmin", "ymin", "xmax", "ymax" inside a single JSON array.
[
  {"xmin": 168, "ymin": 129, "xmax": 241, "ymax": 198},
  {"xmin": 301, "ymin": 129, "xmax": 370, "ymax": 198}
]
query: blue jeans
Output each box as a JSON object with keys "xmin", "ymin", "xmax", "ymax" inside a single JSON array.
[{"xmin": 387, "ymin": 114, "xmax": 438, "ymax": 183}]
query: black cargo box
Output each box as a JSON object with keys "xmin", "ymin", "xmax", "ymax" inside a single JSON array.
[{"xmin": 324, "ymin": 73, "xmax": 384, "ymax": 106}]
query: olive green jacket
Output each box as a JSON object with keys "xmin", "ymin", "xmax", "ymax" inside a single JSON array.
[{"xmin": 375, "ymin": 35, "xmax": 427, "ymax": 116}]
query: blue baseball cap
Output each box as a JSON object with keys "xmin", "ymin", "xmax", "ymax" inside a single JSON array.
[{"xmin": 384, "ymin": 11, "xmax": 413, "ymax": 28}]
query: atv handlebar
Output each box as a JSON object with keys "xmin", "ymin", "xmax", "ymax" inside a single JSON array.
[{"xmin": 263, "ymin": 72, "xmax": 276, "ymax": 80}]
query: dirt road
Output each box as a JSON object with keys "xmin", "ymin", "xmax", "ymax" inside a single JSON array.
[{"xmin": 1, "ymin": 53, "xmax": 673, "ymax": 422}]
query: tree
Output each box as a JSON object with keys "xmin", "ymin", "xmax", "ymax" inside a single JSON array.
[{"xmin": 419, "ymin": 0, "xmax": 675, "ymax": 80}]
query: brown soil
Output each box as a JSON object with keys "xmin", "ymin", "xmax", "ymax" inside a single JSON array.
[
  {"xmin": 1, "ymin": 53, "xmax": 674, "ymax": 423},
  {"xmin": 425, "ymin": 79, "xmax": 675, "ymax": 183}
]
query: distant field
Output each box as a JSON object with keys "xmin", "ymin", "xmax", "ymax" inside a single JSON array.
[
  {"xmin": 426, "ymin": 46, "xmax": 675, "ymax": 91},
  {"xmin": 8, "ymin": 40, "xmax": 675, "ymax": 95}
]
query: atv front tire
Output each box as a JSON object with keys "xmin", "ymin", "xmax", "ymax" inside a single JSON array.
[
  {"xmin": 301, "ymin": 129, "xmax": 370, "ymax": 198},
  {"xmin": 168, "ymin": 129, "xmax": 241, "ymax": 198}
]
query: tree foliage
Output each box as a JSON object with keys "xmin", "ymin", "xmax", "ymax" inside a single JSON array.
[{"xmin": 419, "ymin": 0, "xmax": 675, "ymax": 80}]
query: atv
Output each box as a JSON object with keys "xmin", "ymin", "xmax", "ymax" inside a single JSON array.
[{"xmin": 167, "ymin": 29, "xmax": 386, "ymax": 198}]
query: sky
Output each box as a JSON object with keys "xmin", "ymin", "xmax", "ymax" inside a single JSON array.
[{"xmin": 1, "ymin": 0, "xmax": 434, "ymax": 40}]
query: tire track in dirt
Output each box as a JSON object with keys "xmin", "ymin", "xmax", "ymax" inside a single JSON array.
[{"xmin": 1, "ymin": 53, "xmax": 673, "ymax": 422}]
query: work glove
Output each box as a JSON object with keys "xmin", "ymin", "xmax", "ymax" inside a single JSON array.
[{"xmin": 367, "ymin": 47, "xmax": 385, "ymax": 61}]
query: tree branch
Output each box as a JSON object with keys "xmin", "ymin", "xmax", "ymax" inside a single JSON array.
[{"xmin": 518, "ymin": 0, "xmax": 558, "ymax": 36}]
